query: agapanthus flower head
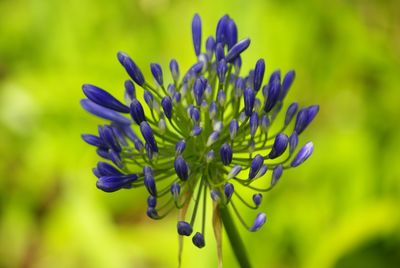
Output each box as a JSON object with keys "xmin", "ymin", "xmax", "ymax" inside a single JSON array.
[{"xmin": 81, "ymin": 13, "xmax": 319, "ymax": 260}]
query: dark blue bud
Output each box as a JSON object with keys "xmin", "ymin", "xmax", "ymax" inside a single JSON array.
[
  {"xmin": 143, "ymin": 166, "xmax": 153, "ymax": 176},
  {"xmin": 289, "ymin": 132, "xmax": 299, "ymax": 154},
  {"xmin": 97, "ymin": 161, "xmax": 123, "ymax": 176},
  {"xmin": 260, "ymin": 115, "xmax": 270, "ymax": 133},
  {"xmin": 279, "ymin": 70, "xmax": 295, "ymax": 100},
  {"xmin": 177, "ymin": 221, "xmax": 193, "ymax": 236},
  {"xmin": 192, "ymin": 13, "xmax": 202, "ymax": 56},
  {"xmin": 291, "ymin": 142, "xmax": 314, "ymax": 167},
  {"xmin": 227, "ymin": 165, "xmax": 242, "ymax": 179},
  {"xmin": 250, "ymin": 112, "xmax": 259, "ymax": 137},
  {"xmin": 192, "ymin": 232, "xmax": 205, "ymax": 248},
  {"xmin": 190, "ymin": 107, "xmax": 200, "ymax": 122},
  {"xmin": 124, "ymin": 80, "xmax": 136, "ymax": 100},
  {"xmin": 235, "ymin": 77, "xmax": 245, "ymax": 96},
  {"xmin": 217, "ymin": 59, "xmax": 228, "ymax": 83},
  {"xmin": 161, "ymin": 96, "xmax": 173, "ymax": 119},
  {"xmin": 170, "ymin": 182, "xmax": 181, "ymax": 198},
  {"xmin": 226, "ymin": 18, "xmax": 238, "ymax": 49},
  {"xmin": 215, "ymin": 43, "xmax": 225, "ymax": 62},
  {"xmin": 249, "ymin": 154, "xmax": 264, "ymax": 180},
  {"xmin": 216, "ymin": 15, "xmax": 229, "ymax": 44},
  {"xmin": 174, "ymin": 155, "xmax": 189, "ymax": 181},
  {"xmin": 129, "ymin": 99, "xmax": 146, "ymax": 124},
  {"xmin": 117, "ymin": 51, "xmax": 145, "ymax": 86},
  {"xmin": 234, "ymin": 56, "xmax": 242, "ymax": 73},
  {"xmin": 285, "ymin": 102, "xmax": 299, "ymax": 125},
  {"xmin": 93, "ymin": 167, "xmax": 101, "ymax": 178},
  {"xmin": 253, "ymin": 59, "xmax": 265, "ymax": 92},
  {"xmin": 269, "ymin": 133, "xmax": 289, "ymax": 159},
  {"xmin": 101, "ymin": 126, "xmax": 122, "ymax": 153},
  {"xmin": 147, "ymin": 207, "xmax": 159, "ymax": 219},
  {"xmin": 193, "ymin": 78, "xmax": 205, "ymax": 106},
  {"xmin": 217, "ymin": 90, "xmax": 226, "ymax": 106},
  {"xmin": 229, "ymin": 119, "xmax": 239, "ymax": 139},
  {"xmin": 191, "ymin": 125, "xmax": 203, "ymax": 136},
  {"xmin": 209, "ymin": 101, "xmax": 218, "ymax": 119},
  {"xmin": 271, "ymin": 164, "xmax": 283, "ymax": 186},
  {"xmin": 264, "ymin": 79, "xmax": 281, "ymax": 113},
  {"xmin": 220, "ymin": 143, "xmax": 233, "ymax": 166},
  {"xmin": 96, "ymin": 148, "xmax": 111, "ymax": 160},
  {"xmin": 167, "ymin": 84, "xmax": 176, "ymax": 96},
  {"xmin": 173, "ymin": 91, "xmax": 181, "ymax": 102},
  {"xmin": 110, "ymin": 125, "xmax": 128, "ymax": 147},
  {"xmin": 250, "ymin": 212, "xmax": 267, "ymax": 232},
  {"xmin": 140, "ymin": 121, "xmax": 158, "ymax": 153},
  {"xmin": 81, "ymin": 134, "xmax": 106, "ymax": 148},
  {"xmin": 81, "ymin": 99, "xmax": 131, "ymax": 125},
  {"xmin": 175, "ymin": 140, "xmax": 186, "ymax": 155},
  {"xmin": 306, "ymin": 105, "xmax": 319, "ymax": 125},
  {"xmin": 82, "ymin": 84, "xmax": 130, "ymax": 113},
  {"xmin": 144, "ymin": 173, "xmax": 157, "ymax": 196},
  {"xmin": 150, "ymin": 63, "xmax": 163, "ymax": 86},
  {"xmin": 96, "ymin": 174, "xmax": 138, "ymax": 192},
  {"xmin": 244, "ymin": 88, "xmax": 255, "ymax": 116},
  {"xmin": 169, "ymin": 59, "xmax": 180, "ymax": 82},
  {"xmin": 224, "ymin": 182, "xmax": 234, "ymax": 200},
  {"xmin": 143, "ymin": 90, "xmax": 154, "ymax": 108},
  {"xmin": 225, "ymin": 38, "xmax": 251, "ymax": 63},
  {"xmin": 268, "ymin": 70, "xmax": 281, "ymax": 85},
  {"xmin": 147, "ymin": 195, "xmax": 157, "ymax": 208},
  {"xmin": 133, "ymin": 138, "xmax": 144, "ymax": 152},
  {"xmin": 253, "ymin": 193, "xmax": 263, "ymax": 207},
  {"xmin": 190, "ymin": 62, "xmax": 204, "ymax": 74},
  {"xmin": 210, "ymin": 189, "xmax": 220, "ymax": 202},
  {"xmin": 145, "ymin": 143, "xmax": 153, "ymax": 160},
  {"xmin": 294, "ymin": 108, "xmax": 308, "ymax": 134},
  {"xmin": 207, "ymin": 131, "xmax": 220, "ymax": 147},
  {"xmin": 206, "ymin": 36, "xmax": 215, "ymax": 57},
  {"xmin": 109, "ymin": 150, "xmax": 123, "ymax": 168}
]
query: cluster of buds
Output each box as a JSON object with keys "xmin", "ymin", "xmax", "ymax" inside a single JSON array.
[{"xmin": 81, "ymin": 13, "xmax": 318, "ymax": 249}]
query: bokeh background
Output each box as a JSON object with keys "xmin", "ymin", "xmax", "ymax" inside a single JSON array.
[{"xmin": 1, "ymin": 0, "xmax": 400, "ymax": 267}]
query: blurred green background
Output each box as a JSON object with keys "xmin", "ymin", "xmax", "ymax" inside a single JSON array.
[{"xmin": 1, "ymin": 0, "xmax": 400, "ymax": 267}]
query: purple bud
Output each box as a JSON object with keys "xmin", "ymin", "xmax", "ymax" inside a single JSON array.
[
  {"xmin": 264, "ymin": 80, "xmax": 281, "ymax": 113},
  {"xmin": 190, "ymin": 107, "xmax": 200, "ymax": 122},
  {"xmin": 175, "ymin": 140, "xmax": 186, "ymax": 154},
  {"xmin": 190, "ymin": 61, "xmax": 204, "ymax": 74},
  {"xmin": 253, "ymin": 193, "xmax": 263, "ymax": 207},
  {"xmin": 192, "ymin": 232, "xmax": 205, "ymax": 248},
  {"xmin": 260, "ymin": 115, "xmax": 270, "ymax": 133},
  {"xmin": 147, "ymin": 195, "xmax": 157, "ymax": 208},
  {"xmin": 207, "ymin": 131, "xmax": 220, "ymax": 147},
  {"xmin": 161, "ymin": 96, "xmax": 173, "ymax": 119},
  {"xmin": 215, "ymin": 43, "xmax": 225, "ymax": 62},
  {"xmin": 174, "ymin": 155, "xmax": 189, "ymax": 181},
  {"xmin": 209, "ymin": 101, "xmax": 218, "ymax": 119},
  {"xmin": 285, "ymin": 102, "xmax": 299, "ymax": 125},
  {"xmin": 124, "ymin": 80, "xmax": 136, "ymax": 100},
  {"xmin": 289, "ymin": 132, "xmax": 299, "ymax": 154},
  {"xmin": 170, "ymin": 182, "xmax": 181, "ymax": 198},
  {"xmin": 249, "ymin": 154, "xmax": 264, "ymax": 180},
  {"xmin": 268, "ymin": 70, "xmax": 281, "ymax": 85},
  {"xmin": 100, "ymin": 125, "xmax": 122, "ymax": 153},
  {"xmin": 244, "ymin": 88, "xmax": 255, "ymax": 116},
  {"xmin": 217, "ymin": 59, "xmax": 228, "ymax": 83},
  {"xmin": 206, "ymin": 36, "xmax": 215, "ymax": 57},
  {"xmin": 130, "ymin": 99, "xmax": 146, "ymax": 124},
  {"xmin": 143, "ymin": 90, "xmax": 154, "ymax": 108},
  {"xmin": 249, "ymin": 112, "xmax": 259, "ymax": 137},
  {"xmin": 224, "ymin": 182, "xmax": 234, "ymax": 200},
  {"xmin": 271, "ymin": 164, "xmax": 283, "ymax": 186},
  {"xmin": 291, "ymin": 142, "xmax": 314, "ymax": 167},
  {"xmin": 150, "ymin": 63, "xmax": 163, "ymax": 86},
  {"xmin": 81, "ymin": 99, "xmax": 131, "ymax": 125},
  {"xmin": 253, "ymin": 59, "xmax": 265, "ymax": 92},
  {"xmin": 269, "ymin": 133, "xmax": 289, "ymax": 159},
  {"xmin": 170, "ymin": 59, "xmax": 180, "ymax": 82},
  {"xmin": 220, "ymin": 143, "xmax": 233, "ymax": 165},
  {"xmin": 82, "ymin": 84, "xmax": 130, "ymax": 113},
  {"xmin": 216, "ymin": 15, "xmax": 229, "ymax": 44},
  {"xmin": 191, "ymin": 125, "xmax": 203, "ymax": 136},
  {"xmin": 144, "ymin": 172, "xmax": 157, "ymax": 196},
  {"xmin": 226, "ymin": 19, "xmax": 238, "ymax": 49},
  {"xmin": 250, "ymin": 212, "xmax": 267, "ymax": 232},
  {"xmin": 173, "ymin": 91, "xmax": 181, "ymax": 102},
  {"xmin": 193, "ymin": 78, "xmax": 205, "ymax": 106},
  {"xmin": 217, "ymin": 90, "xmax": 226, "ymax": 106},
  {"xmin": 140, "ymin": 121, "xmax": 158, "ymax": 153},
  {"xmin": 96, "ymin": 174, "xmax": 138, "ymax": 192},
  {"xmin": 192, "ymin": 13, "xmax": 202, "ymax": 56},
  {"xmin": 294, "ymin": 108, "xmax": 308, "ymax": 134},
  {"xmin": 117, "ymin": 51, "xmax": 145, "ymax": 86},
  {"xmin": 177, "ymin": 221, "xmax": 193, "ymax": 236},
  {"xmin": 206, "ymin": 150, "xmax": 215, "ymax": 163},
  {"xmin": 229, "ymin": 119, "xmax": 239, "ymax": 139},
  {"xmin": 97, "ymin": 161, "xmax": 123, "ymax": 176},
  {"xmin": 279, "ymin": 70, "xmax": 295, "ymax": 100},
  {"xmin": 225, "ymin": 38, "xmax": 251, "ymax": 63},
  {"xmin": 306, "ymin": 105, "xmax": 319, "ymax": 125},
  {"xmin": 147, "ymin": 207, "xmax": 159, "ymax": 219},
  {"xmin": 81, "ymin": 134, "xmax": 106, "ymax": 148}
]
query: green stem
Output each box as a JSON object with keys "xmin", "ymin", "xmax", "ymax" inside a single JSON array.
[{"xmin": 220, "ymin": 207, "xmax": 252, "ymax": 268}]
